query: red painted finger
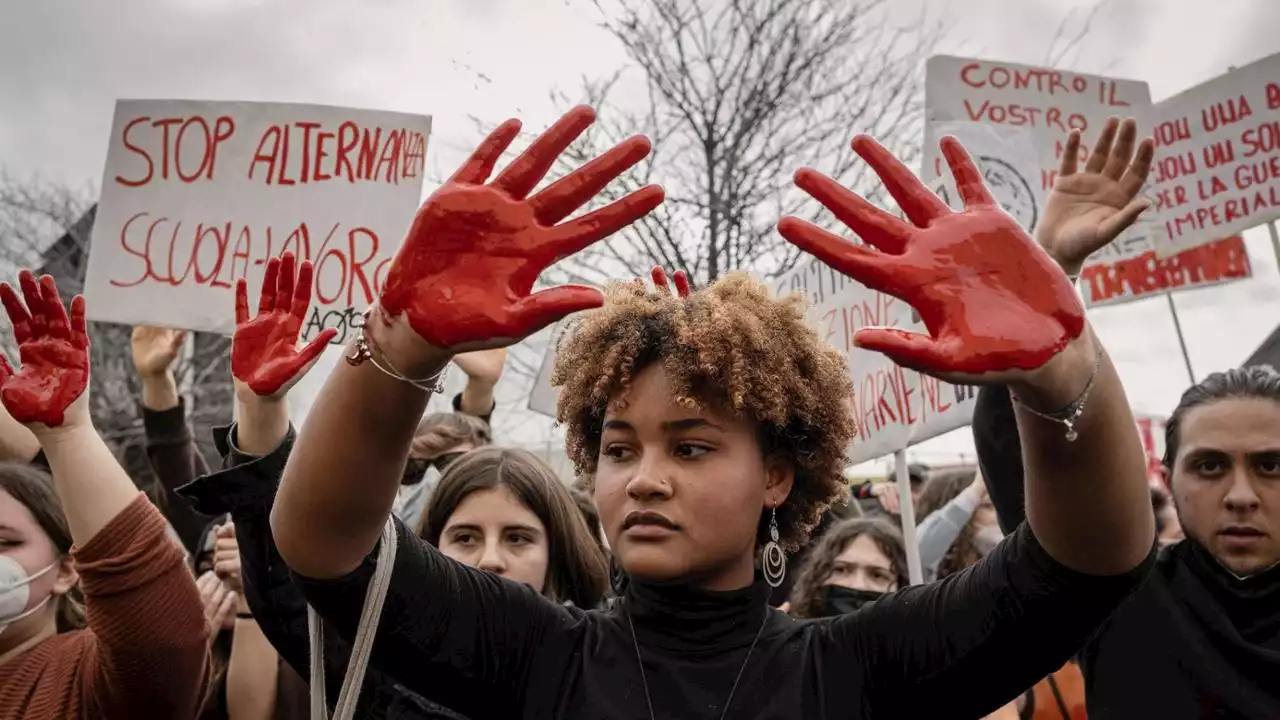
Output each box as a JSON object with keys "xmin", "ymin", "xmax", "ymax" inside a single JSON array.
[
  {"xmin": 548, "ymin": 185, "xmax": 665, "ymax": 260},
  {"xmin": 291, "ymin": 327, "xmax": 338, "ymax": 375},
  {"xmin": 234, "ymin": 278, "xmax": 250, "ymax": 326},
  {"xmin": 69, "ymin": 296, "xmax": 88, "ymax": 350},
  {"xmin": 1119, "ymin": 138, "xmax": 1155, "ymax": 198},
  {"xmin": 851, "ymin": 135, "xmax": 950, "ymax": 228},
  {"xmin": 776, "ymin": 217, "xmax": 898, "ymax": 293},
  {"xmin": 1103, "ymin": 118, "xmax": 1137, "ymax": 181},
  {"xmin": 449, "ymin": 118, "xmax": 523, "ymax": 185},
  {"xmin": 529, "ymin": 135, "xmax": 652, "ymax": 224},
  {"xmin": 941, "ymin": 137, "xmax": 997, "ymax": 208},
  {"xmin": 1085, "ymin": 117, "xmax": 1119, "ymax": 175},
  {"xmin": 1058, "ymin": 130, "xmax": 1082, "ymax": 177},
  {"xmin": 853, "ymin": 327, "xmax": 952, "ymax": 373},
  {"xmin": 673, "ymin": 270, "xmax": 691, "ymax": 298},
  {"xmin": 0, "ymin": 283, "xmax": 33, "ymax": 344},
  {"xmin": 38, "ymin": 275, "xmax": 71, "ymax": 341},
  {"xmin": 493, "ymin": 105, "xmax": 596, "ymax": 200},
  {"xmin": 291, "ymin": 260, "xmax": 316, "ymax": 322},
  {"xmin": 258, "ymin": 257, "xmax": 280, "ymax": 316},
  {"xmin": 275, "ymin": 253, "xmax": 296, "ymax": 312},
  {"xmin": 510, "ymin": 285, "xmax": 604, "ymax": 335},
  {"xmin": 794, "ymin": 168, "xmax": 912, "ymax": 253},
  {"xmin": 18, "ymin": 272, "xmax": 47, "ymax": 338},
  {"xmin": 651, "ymin": 266, "xmax": 670, "ymax": 293}
]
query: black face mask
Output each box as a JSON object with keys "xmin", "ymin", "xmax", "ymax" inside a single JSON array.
[{"xmin": 818, "ymin": 584, "xmax": 886, "ymax": 617}]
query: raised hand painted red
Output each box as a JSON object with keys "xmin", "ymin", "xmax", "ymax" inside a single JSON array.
[
  {"xmin": 0, "ymin": 271, "xmax": 90, "ymax": 427},
  {"xmin": 778, "ymin": 135, "xmax": 1084, "ymax": 375},
  {"xmin": 232, "ymin": 252, "xmax": 337, "ymax": 396},
  {"xmin": 650, "ymin": 266, "xmax": 691, "ymax": 298},
  {"xmin": 379, "ymin": 106, "xmax": 665, "ymax": 349}
]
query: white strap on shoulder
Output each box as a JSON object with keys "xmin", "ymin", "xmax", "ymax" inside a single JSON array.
[{"xmin": 309, "ymin": 516, "xmax": 399, "ymax": 720}]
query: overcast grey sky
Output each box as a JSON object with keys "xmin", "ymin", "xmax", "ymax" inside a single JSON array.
[{"xmin": 2, "ymin": 0, "xmax": 1279, "ymax": 468}]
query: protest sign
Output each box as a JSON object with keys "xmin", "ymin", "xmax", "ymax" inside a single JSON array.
[
  {"xmin": 924, "ymin": 55, "xmax": 1161, "ymax": 307},
  {"xmin": 85, "ymin": 99, "xmax": 431, "ymax": 338},
  {"xmin": 1081, "ymin": 232, "xmax": 1251, "ymax": 306},
  {"xmin": 774, "ymin": 257, "xmax": 977, "ymax": 465},
  {"xmin": 1148, "ymin": 52, "xmax": 1280, "ymax": 256},
  {"xmin": 85, "ymin": 99, "xmax": 432, "ymax": 423},
  {"xmin": 527, "ymin": 320, "xmax": 570, "ymax": 417}
]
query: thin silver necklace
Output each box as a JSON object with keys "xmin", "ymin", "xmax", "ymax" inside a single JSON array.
[{"xmin": 625, "ymin": 603, "xmax": 769, "ymax": 720}]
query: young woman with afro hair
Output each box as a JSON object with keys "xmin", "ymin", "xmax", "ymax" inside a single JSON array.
[{"xmin": 270, "ymin": 108, "xmax": 1159, "ymax": 719}]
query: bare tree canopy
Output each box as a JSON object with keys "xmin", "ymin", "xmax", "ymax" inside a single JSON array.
[{"xmin": 532, "ymin": 0, "xmax": 943, "ymax": 287}]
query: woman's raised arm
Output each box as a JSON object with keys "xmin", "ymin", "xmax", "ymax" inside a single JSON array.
[
  {"xmin": 271, "ymin": 105, "xmax": 664, "ymax": 579},
  {"xmin": 777, "ymin": 119, "xmax": 1155, "ymax": 577}
]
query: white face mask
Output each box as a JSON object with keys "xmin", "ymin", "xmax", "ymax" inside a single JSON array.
[{"xmin": 0, "ymin": 555, "xmax": 59, "ymax": 635}]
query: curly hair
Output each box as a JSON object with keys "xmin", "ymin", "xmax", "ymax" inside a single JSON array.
[
  {"xmin": 788, "ymin": 516, "xmax": 908, "ymax": 618},
  {"xmin": 552, "ymin": 271, "xmax": 856, "ymax": 552}
]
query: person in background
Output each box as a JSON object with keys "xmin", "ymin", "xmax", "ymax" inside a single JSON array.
[
  {"xmin": 973, "ymin": 118, "xmax": 1278, "ymax": 717},
  {"xmin": 0, "ymin": 270, "xmax": 208, "ymax": 718},
  {"xmin": 131, "ymin": 325, "xmax": 217, "ymax": 556},
  {"xmin": 177, "ymin": 253, "xmax": 607, "ymax": 718},
  {"xmin": 914, "ymin": 468, "xmax": 1001, "ymax": 581},
  {"xmin": 396, "ymin": 410, "xmax": 493, "ymax": 530},
  {"xmin": 269, "ymin": 108, "xmax": 1156, "ymax": 718},
  {"xmin": 786, "ymin": 516, "xmax": 908, "ymax": 618}
]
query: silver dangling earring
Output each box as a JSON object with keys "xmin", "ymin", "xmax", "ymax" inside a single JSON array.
[{"xmin": 762, "ymin": 506, "xmax": 786, "ymax": 588}]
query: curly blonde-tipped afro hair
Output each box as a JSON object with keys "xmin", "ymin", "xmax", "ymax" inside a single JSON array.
[{"xmin": 552, "ymin": 271, "xmax": 856, "ymax": 552}]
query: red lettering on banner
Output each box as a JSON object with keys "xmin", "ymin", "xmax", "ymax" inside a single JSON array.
[
  {"xmin": 1081, "ymin": 234, "xmax": 1251, "ymax": 305},
  {"xmin": 962, "ymin": 99, "xmax": 1088, "ymax": 132},
  {"xmin": 247, "ymin": 121, "xmax": 426, "ymax": 186},
  {"xmin": 107, "ymin": 212, "xmax": 385, "ymax": 309},
  {"xmin": 113, "ymin": 115, "xmax": 237, "ymax": 187}
]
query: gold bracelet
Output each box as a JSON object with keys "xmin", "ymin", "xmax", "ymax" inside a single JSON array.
[{"xmin": 346, "ymin": 307, "xmax": 448, "ymax": 394}]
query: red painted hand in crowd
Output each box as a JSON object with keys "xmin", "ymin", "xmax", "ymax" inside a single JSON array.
[
  {"xmin": 649, "ymin": 266, "xmax": 692, "ymax": 298},
  {"xmin": 379, "ymin": 105, "xmax": 665, "ymax": 351},
  {"xmin": 778, "ymin": 135, "xmax": 1085, "ymax": 378},
  {"xmin": 0, "ymin": 271, "xmax": 90, "ymax": 428},
  {"xmin": 232, "ymin": 253, "xmax": 337, "ymax": 397}
]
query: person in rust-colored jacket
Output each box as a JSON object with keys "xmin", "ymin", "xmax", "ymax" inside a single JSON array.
[{"xmin": 0, "ymin": 272, "xmax": 208, "ymax": 719}]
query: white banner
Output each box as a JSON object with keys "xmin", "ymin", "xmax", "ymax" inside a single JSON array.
[
  {"xmin": 773, "ymin": 257, "xmax": 977, "ymax": 465},
  {"xmin": 1149, "ymin": 51, "xmax": 1280, "ymax": 256},
  {"xmin": 924, "ymin": 55, "xmax": 1159, "ymax": 308},
  {"xmin": 86, "ymin": 99, "xmax": 431, "ymax": 337},
  {"xmin": 85, "ymin": 99, "xmax": 432, "ymax": 423}
]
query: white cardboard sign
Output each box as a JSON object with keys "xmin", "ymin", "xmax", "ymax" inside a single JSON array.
[
  {"xmin": 773, "ymin": 258, "xmax": 978, "ymax": 465},
  {"xmin": 85, "ymin": 99, "xmax": 431, "ymax": 340},
  {"xmin": 923, "ymin": 55, "xmax": 1159, "ymax": 308},
  {"xmin": 1148, "ymin": 52, "xmax": 1280, "ymax": 256}
]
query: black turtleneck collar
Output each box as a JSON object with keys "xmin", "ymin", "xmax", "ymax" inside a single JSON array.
[
  {"xmin": 622, "ymin": 577, "xmax": 772, "ymax": 656},
  {"xmin": 1174, "ymin": 538, "xmax": 1280, "ymax": 641}
]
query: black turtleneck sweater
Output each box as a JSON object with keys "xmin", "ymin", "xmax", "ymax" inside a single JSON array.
[
  {"xmin": 974, "ymin": 386, "xmax": 1280, "ymax": 718},
  {"xmin": 295, "ymin": 498, "xmax": 1152, "ymax": 719}
]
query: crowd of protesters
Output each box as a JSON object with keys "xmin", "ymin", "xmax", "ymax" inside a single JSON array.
[{"xmin": 0, "ymin": 106, "xmax": 1275, "ymax": 720}]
